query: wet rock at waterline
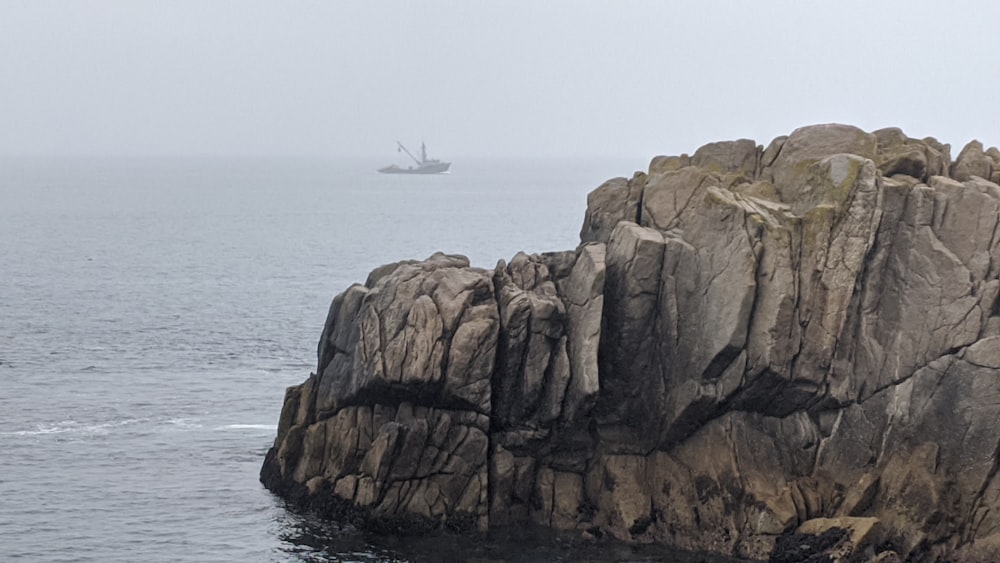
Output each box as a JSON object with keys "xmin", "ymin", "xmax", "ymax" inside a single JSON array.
[{"xmin": 262, "ymin": 124, "xmax": 1000, "ymax": 562}]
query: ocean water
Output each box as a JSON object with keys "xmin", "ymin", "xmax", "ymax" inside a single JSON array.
[{"xmin": 0, "ymin": 156, "xmax": 739, "ymax": 562}]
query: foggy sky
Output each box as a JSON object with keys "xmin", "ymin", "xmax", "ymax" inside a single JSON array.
[{"xmin": 2, "ymin": 1, "xmax": 998, "ymax": 159}]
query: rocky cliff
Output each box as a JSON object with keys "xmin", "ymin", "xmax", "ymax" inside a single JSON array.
[{"xmin": 261, "ymin": 124, "xmax": 1000, "ymax": 561}]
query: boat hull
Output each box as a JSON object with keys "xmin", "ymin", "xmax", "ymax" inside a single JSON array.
[{"xmin": 377, "ymin": 161, "xmax": 451, "ymax": 174}]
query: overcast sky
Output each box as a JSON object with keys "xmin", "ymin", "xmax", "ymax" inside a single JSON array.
[{"xmin": 2, "ymin": 1, "xmax": 998, "ymax": 158}]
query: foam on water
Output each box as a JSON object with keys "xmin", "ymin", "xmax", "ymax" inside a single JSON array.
[
  {"xmin": 163, "ymin": 417, "xmax": 205, "ymax": 430},
  {"xmin": 217, "ymin": 424, "xmax": 278, "ymax": 431},
  {"xmin": 0, "ymin": 418, "xmax": 151, "ymax": 437}
]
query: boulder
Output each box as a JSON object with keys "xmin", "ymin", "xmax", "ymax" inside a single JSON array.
[
  {"xmin": 690, "ymin": 138, "xmax": 759, "ymax": 176},
  {"xmin": 873, "ymin": 127, "xmax": 952, "ymax": 181},
  {"xmin": 763, "ymin": 123, "xmax": 877, "ymax": 201},
  {"xmin": 648, "ymin": 153, "xmax": 690, "ymax": 175},
  {"xmin": 580, "ymin": 176, "xmax": 643, "ymax": 244},
  {"xmin": 951, "ymin": 140, "xmax": 994, "ymax": 182}
]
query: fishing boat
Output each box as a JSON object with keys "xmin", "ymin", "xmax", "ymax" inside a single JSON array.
[{"xmin": 378, "ymin": 142, "xmax": 451, "ymax": 174}]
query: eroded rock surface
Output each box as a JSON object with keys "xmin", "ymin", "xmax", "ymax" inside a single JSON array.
[{"xmin": 263, "ymin": 124, "xmax": 1000, "ymax": 562}]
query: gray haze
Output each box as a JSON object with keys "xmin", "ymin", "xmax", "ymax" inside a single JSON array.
[{"xmin": 2, "ymin": 0, "xmax": 998, "ymax": 159}]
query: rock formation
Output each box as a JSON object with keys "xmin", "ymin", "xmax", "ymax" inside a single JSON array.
[{"xmin": 261, "ymin": 124, "xmax": 1000, "ymax": 562}]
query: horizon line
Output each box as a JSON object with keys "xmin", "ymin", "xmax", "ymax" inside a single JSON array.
[{"xmin": 0, "ymin": 152, "xmax": 652, "ymax": 161}]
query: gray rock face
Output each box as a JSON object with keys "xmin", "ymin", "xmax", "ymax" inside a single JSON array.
[{"xmin": 262, "ymin": 124, "xmax": 1000, "ymax": 562}]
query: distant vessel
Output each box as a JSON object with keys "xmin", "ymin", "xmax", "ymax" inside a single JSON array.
[{"xmin": 378, "ymin": 142, "xmax": 451, "ymax": 174}]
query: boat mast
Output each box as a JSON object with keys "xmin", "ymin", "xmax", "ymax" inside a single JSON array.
[
  {"xmin": 397, "ymin": 141, "xmax": 422, "ymax": 166},
  {"xmin": 421, "ymin": 142, "xmax": 427, "ymax": 164}
]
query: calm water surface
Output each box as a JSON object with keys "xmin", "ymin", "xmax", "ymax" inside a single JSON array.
[{"xmin": 0, "ymin": 157, "xmax": 741, "ymax": 562}]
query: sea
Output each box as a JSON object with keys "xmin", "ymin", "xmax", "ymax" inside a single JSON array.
[{"xmin": 0, "ymin": 156, "xmax": 742, "ymax": 562}]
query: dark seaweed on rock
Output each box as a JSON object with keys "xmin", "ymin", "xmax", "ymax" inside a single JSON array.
[{"xmin": 262, "ymin": 124, "xmax": 1000, "ymax": 562}]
